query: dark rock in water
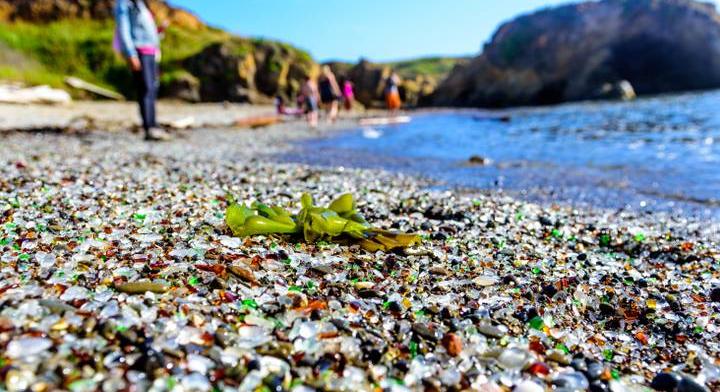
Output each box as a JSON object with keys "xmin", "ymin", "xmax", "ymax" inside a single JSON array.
[
  {"xmin": 468, "ymin": 155, "xmax": 492, "ymax": 166},
  {"xmin": 430, "ymin": 0, "xmax": 720, "ymax": 108},
  {"xmin": 650, "ymin": 372, "xmax": 681, "ymax": 391},
  {"xmin": 595, "ymin": 80, "xmax": 636, "ymax": 101}
]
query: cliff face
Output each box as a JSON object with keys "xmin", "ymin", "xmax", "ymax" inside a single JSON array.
[
  {"xmin": 431, "ymin": 0, "xmax": 720, "ymax": 108},
  {"xmin": 0, "ymin": 0, "xmax": 203, "ymax": 29}
]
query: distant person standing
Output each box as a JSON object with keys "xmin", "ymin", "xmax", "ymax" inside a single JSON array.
[
  {"xmin": 114, "ymin": 0, "xmax": 170, "ymax": 141},
  {"xmin": 301, "ymin": 76, "xmax": 320, "ymax": 128},
  {"xmin": 318, "ymin": 65, "xmax": 342, "ymax": 123},
  {"xmin": 385, "ymin": 72, "xmax": 402, "ymax": 114},
  {"xmin": 342, "ymin": 79, "xmax": 355, "ymax": 111}
]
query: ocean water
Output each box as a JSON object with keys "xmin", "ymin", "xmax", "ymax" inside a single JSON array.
[{"xmin": 282, "ymin": 91, "xmax": 720, "ymax": 218}]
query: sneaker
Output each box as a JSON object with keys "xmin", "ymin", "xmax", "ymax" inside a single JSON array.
[{"xmin": 144, "ymin": 127, "xmax": 172, "ymax": 142}]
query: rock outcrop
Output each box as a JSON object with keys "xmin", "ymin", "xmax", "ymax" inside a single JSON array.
[
  {"xmin": 185, "ymin": 38, "xmax": 316, "ymax": 104},
  {"xmin": 431, "ymin": 0, "xmax": 720, "ymax": 107}
]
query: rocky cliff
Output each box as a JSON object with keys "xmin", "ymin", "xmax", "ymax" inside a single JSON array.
[
  {"xmin": 0, "ymin": 0, "xmax": 203, "ymax": 29},
  {"xmin": 431, "ymin": 0, "xmax": 720, "ymax": 107}
]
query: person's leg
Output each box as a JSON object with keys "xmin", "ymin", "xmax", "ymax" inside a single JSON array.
[
  {"xmin": 139, "ymin": 54, "xmax": 158, "ymax": 130},
  {"xmin": 134, "ymin": 66, "xmax": 149, "ymax": 133},
  {"xmin": 329, "ymin": 100, "xmax": 338, "ymax": 123}
]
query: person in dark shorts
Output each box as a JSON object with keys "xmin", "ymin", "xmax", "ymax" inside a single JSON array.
[
  {"xmin": 301, "ymin": 76, "xmax": 319, "ymax": 128},
  {"xmin": 318, "ymin": 65, "xmax": 342, "ymax": 123}
]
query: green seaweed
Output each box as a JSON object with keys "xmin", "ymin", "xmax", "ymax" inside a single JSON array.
[{"xmin": 226, "ymin": 193, "xmax": 420, "ymax": 252}]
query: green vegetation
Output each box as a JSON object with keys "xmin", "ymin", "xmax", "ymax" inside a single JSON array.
[
  {"xmin": 0, "ymin": 19, "xmax": 287, "ymax": 97},
  {"xmin": 386, "ymin": 56, "xmax": 468, "ymax": 80}
]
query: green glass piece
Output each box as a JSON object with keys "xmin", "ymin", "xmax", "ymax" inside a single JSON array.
[
  {"xmin": 409, "ymin": 341, "xmax": 418, "ymax": 358},
  {"xmin": 603, "ymin": 349, "xmax": 614, "ymax": 361},
  {"xmin": 600, "ymin": 234, "xmax": 611, "ymax": 247},
  {"xmin": 242, "ymin": 299, "xmax": 258, "ymax": 309},
  {"xmin": 556, "ymin": 343, "xmax": 570, "ymax": 354},
  {"xmin": 529, "ymin": 316, "xmax": 544, "ymax": 330}
]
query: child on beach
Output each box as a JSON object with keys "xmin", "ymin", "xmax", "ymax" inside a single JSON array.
[
  {"xmin": 114, "ymin": 0, "xmax": 170, "ymax": 141},
  {"xmin": 385, "ymin": 72, "xmax": 402, "ymax": 114},
  {"xmin": 342, "ymin": 79, "xmax": 355, "ymax": 111}
]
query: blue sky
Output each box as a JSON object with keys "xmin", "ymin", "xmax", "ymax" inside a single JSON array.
[{"xmin": 170, "ymin": 0, "xmax": 720, "ymax": 62}]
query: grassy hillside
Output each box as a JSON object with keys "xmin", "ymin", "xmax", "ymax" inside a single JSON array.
[
  {"xmin": 388, "ymin": 56, "xmax": 469, "ymax": 80},
  {"xmin": 0, "ymin": 19, "xmax": 230, "ymax": 97}
]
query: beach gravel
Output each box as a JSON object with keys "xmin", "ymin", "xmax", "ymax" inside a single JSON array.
[{"xmin": 0, "ymin": 120, "xmax": 719, "ymax": 391}]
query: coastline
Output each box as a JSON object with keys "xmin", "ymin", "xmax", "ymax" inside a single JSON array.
[{"xmin": 0, "ymin": 102, "xmax": 719, "ymax": 390}]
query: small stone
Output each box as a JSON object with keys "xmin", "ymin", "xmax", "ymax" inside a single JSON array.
[
  {"xmin": 571, "ymin": 358, "xmax": 588, "ymax": 373},
  {"xmin": 585, "ymin": 361, "xmax": 604, "ymax": 380},
  {"xmin": 498, "ymin": 347, "xmax": 533, "ymax": 370},
  {"xmin": 429, "ymin": 266, "xmax": 449, "ymax": 276},
  {"xmin": 229, "ymin": 265, "xmax": 258, "ymax": 285},
  {"xmin": 441, "ymin": 333, "xmax": 463, "ymax": 357},
  {"xmin": 589, "ymin": 380, "xmax": 610, "ymax": 392},
  {"xmin": 677, "ymin": 376, "xmax": 709, "ymax": 392},
  {"xmin": 546, "ymin": 349, "xmax": 571, "ymax": 365},
  {"xmin": 553, "ymin": 371, "xmax": 589, "ymax": 390},
  {"xmin": 468, "ymin": 155, "xmax": 492, "ymax": 166},
  {"xmin": 474, "ymin": 275, "xmax": 499, "ymax": 287},
  {"xmin": 478, "ymin": 323, "xmax": 506, "ymax": 339},
  {"xmin": 527, "ymin": 362, "xmax": 550, "ymax": 376},
  {"xmin": 116, "ymin": 281, "xmax": 169, "ymax": 294},
  {"xmin": 5, "ymin": 369, "xmax": 35, "ymax": 391},
  {"xmin": 650, "ymin": 372, "xmax": 681, "ymax": 391},
  {"xmin": 412, "ymin": 323, "xmax": 439, "ymax": 342},
  {"xmin": 514, "ymin": 380, "xmax": 544, "ymax": 392},
  {"xmin": 6, "ymin": 337, "xmax": 53, "ymax": 359}
]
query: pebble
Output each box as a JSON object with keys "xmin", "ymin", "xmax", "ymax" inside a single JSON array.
[
  {"xmin": 651, "ymin": 372, "xmax": 682, "ymax": 391},
  {"xmin": 678, "ymin": 376, "xmax": 710, "ymax": 392},
  {"xmin": 553, "ymin": 371, "xmax": 590, "ymax": 390},
  {"xmin": 441, "ymin": 333, "xmax": 463, "ymax": 357},
  {"xmin": 116, "ymin": 281, "xmax": 169, "ymax": 294},
  {"xmin": 514, "ymin": 380, "xmax": 545, "ymax": 392},
  {"xmin": 710, "ymin": 287, "xmax": 720, "ymax": 302},
  {"xmin": 498, "ymin": 347, "xmax": 534, "ymax": 370},
  {"xmin": 478, "ymin": 323, "xmax": 507, "ymax": 339},
  {"xmin": 6, "ymin": 337, "xmax": 53, "ymax": 359}
]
